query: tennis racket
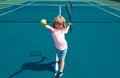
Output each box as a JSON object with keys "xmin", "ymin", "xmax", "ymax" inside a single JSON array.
[{"xmin": 66, "ymin": 1, "xmax": 72, "ymax": 32}]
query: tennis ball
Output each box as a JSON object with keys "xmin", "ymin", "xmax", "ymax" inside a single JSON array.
[{"xmin": 41, "ymin": 19, "xmax": 47, "ymax": 25}]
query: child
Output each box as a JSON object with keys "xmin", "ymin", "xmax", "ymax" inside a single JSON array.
[{"xmin": 41, "ymin": 16, "xmax": 71, "ymax": 78}]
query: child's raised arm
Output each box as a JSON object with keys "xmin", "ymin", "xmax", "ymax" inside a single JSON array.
[
  {"xmin": 44, "ymin": 24, "xmax": 54, "ymax": 32},
  {"xmin": 41, "ymin": 19, "xmax": 54, "ymax": 32},
  {"xmin": 64, "ymin": 22, "xmax": 72, "ymax": 34}
]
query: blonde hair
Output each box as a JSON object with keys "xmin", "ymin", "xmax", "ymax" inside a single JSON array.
[{"xmin": 52, "ymin": 16, "xmax": 66, "ymax": 30}]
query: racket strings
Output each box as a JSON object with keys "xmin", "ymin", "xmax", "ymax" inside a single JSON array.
[{"xmin": 66, "ymin": 1, "xmax": 72, "ymax": 32}]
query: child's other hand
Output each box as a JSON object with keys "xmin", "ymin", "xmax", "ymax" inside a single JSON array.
[{"xmin": 68, "ymin": 22, "xmax": 72, "ymax": 26}]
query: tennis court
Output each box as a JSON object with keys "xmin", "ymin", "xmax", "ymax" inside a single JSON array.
[{"xmin": 0, "ymin": 1, "xmax": 120, "ymax": 78}]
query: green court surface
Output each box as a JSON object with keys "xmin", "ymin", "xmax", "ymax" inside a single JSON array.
[{"xmin": 0, "ymin": 1, "xmax": 120, "ymax": 78}]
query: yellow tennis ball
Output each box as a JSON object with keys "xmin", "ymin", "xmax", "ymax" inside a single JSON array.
[{"xmin": 41, "ymin": 19, "xmax": 47, "ymax": 25}]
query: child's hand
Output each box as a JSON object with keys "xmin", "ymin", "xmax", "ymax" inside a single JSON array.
[
  {"xmin": 68, "ymin": 22, "xmax": 72, "ymax": 26},
  {"xmin": 41, "ymin": 19, "xmax": 47, "ymax": 26}
]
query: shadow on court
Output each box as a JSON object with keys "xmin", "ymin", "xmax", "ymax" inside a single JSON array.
[{"xmin": 8, "ymin": 51, "xmax": 56, "ymax": 78}]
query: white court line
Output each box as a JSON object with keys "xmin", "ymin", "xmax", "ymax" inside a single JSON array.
[
  {"xmin": 1, "ymin": 3, "xmax": 118, "ymax": 7},
  {"xmin": 54, "ymin": 5, "xmax": 63, "ymax": 75},
  {"xmin": 87, "ymin": 2, "xmax": 120, "ymax": 18},
  {"xmin": 0, "ymin": 2, "xmax": 30, "ymax": 10},
  {"xmin": 59, "ymin": 5, "xmax": 62, "ymax": 16},
  {"xmin": 0, "ymin": 6, "xmax": 25, "ymax": 16},
  {"xmin": 0, "ymin": 1, "xmax": 35, "ymax": 16},
  {"xmin": 54, "ymin": 5, "xmax": 62, "ymax": 75},
  {"xmin": 0, "ymin": 4, "xmax": 16, "ymax": 10},
  {"xmin": 93, "ymin": 1, "xmax": 120, "ymax": 11}
]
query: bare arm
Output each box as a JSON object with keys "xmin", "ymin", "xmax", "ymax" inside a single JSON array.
[
  {"xmin": 43, "ymin": 24, "xmax": 54, "ymax": 33},
  {"xmin": 41, "ymin": 19, "xmax": 54, "ymax": 32},
  {"xmin": 64, "ymin": 22, "xmax": 71, "ymax": 34}
]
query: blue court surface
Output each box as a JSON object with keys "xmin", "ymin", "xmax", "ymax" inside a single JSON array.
[{"xmin": 0, "ymin": 1, "xmax": 120, "ymax": 78}]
